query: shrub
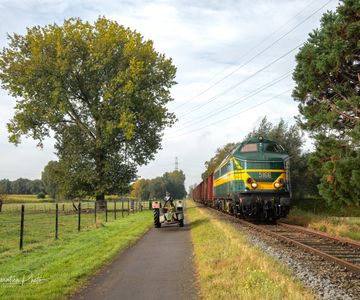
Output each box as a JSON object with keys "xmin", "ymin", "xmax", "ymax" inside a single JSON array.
[{"xmin": 37, "ymin": 192, "xmax": 46, "ymax": 199}]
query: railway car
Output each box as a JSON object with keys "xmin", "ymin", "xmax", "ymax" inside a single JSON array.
[{"xmin": 193, "ymin": 137, "xmax": 291, "ymax": 221}]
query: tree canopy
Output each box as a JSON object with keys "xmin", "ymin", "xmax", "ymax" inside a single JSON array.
[
  {"xmin": 0, "ymin": 178, "xmax": 44, "ymax": 194},
  {"xmin": 0, "ymin": 17, "xmax": 177, "ymax": 202},
  {"xmin": 292, "ymin": 0, "xmax": 360, "ymax": 207},
  {"xmin": 131, "ymin": 170, "xmax": 186, "ymax": 200},
  {"xmin": 41, "ymin": 161, "xmax": 63, "ymax": 199}
]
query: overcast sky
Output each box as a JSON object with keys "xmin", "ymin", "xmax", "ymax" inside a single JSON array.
[{"xmin": 0, "ymin": 0, "xmax": 339, "ymax": 189}]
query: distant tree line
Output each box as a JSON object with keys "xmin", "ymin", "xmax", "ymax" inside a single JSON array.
[
  {"xmin": 0, "ymin": 168, "xmax": 187, "ymax": 201},
  {"xmin": 131, "ymin": 170, "xmax": 187, "ymax": 200},
  {"xmin": 0, "ymin": 178, "xmax": 44, "ymax": 195}
]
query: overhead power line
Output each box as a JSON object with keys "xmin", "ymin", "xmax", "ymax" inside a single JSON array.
[
  {"xmin": 172, "ymin": 0, "xmax": 333, "ymax": 113},
  {"xmin": 170, "ymin": 71, "xmax": 292, "ymax": 133},
  {"xmin": 176, "ymin": 42, "xmax": 302, "ymax": 119},
  {"xmin": 165, "ymin": 89, "xmax": 292, "ymax": 141}
]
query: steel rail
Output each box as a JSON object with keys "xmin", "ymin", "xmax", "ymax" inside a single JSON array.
[{"xmin": 279, "ymin": 222, "xmax": 360, "ymax": 250}]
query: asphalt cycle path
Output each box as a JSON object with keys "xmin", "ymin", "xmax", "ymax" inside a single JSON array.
[{"xmin": 71, "ymin": 219, "xmax": 197, "ymax": 300}]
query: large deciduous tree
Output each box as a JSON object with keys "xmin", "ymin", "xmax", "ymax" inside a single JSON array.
[
  {"xmin": 0, "ymin": 17, "xmax": 177, "ymax": 205},
  {"xmin": 292, "ymin": 0, "xmax": 360, "ymax": 207}
]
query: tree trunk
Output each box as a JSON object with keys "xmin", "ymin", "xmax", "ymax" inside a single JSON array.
[
  {"xmin": 96, "ymin": 194, "xmax": 105, "ymax": 209},
  {"xmin": 95, "ymin": 145, "xmax": 106, "ymax": 209}
]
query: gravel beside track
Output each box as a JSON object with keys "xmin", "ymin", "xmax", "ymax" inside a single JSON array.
[{"xmin": 201, "ymin": 205, "xmax": 360, "ymax": 300}]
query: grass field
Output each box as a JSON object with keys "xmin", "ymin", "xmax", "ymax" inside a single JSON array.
[
  {"xmin": 0, "ymin": 200, "xmax": 145, "ymax": 256},
  {"xmin": 284, "ymin": 208, "xmax": 360, "ymax": 241},
  {"xmin": 188, "ymin": 201, "xmax": 314, "ymax": 300},
  {"xmin": 0, "ymin": 206, "xmax": 152, "ymax": 299},
  {"xmin": 3, "ymin": 194, "xmax": 51, "ymax": 203},
  {"xmin": 1, "ymin": 199, "xmax": 145, "ymax": 213},
  {"xmin": 2, "ymin": 194, "xmax": 139, "ymax": 203}
]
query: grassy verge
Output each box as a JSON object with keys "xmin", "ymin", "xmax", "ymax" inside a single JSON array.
[
  {"xmin": 283, "ymin": 208, "xmax": 360, "ymax": 241},
  {"xmin": 187, "ymin": 201, "xmax": 313, "ymax": 300},
  {"xmin": 0, "ymin": 203, "xmax": 132, "ymax": 257},
  {"xmin": 0, "ymin": 210, "xmax": 152, "ymax": 299}
]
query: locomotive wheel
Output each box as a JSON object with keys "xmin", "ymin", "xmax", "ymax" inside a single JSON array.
[
  {"xmin": 154, "ymin": 209, "xmax": 161, "ymax": 228},
  {"xmin": 233, "ymin": 206, "xmax": 238, "ymax": 218},
  {"xmin": 231, "ymin": 200, "xmax": 238, "ymax": 217}
]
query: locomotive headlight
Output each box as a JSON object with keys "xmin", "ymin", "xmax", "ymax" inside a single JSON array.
[
  {"xmin": 274, "ymin": 182, "xmax": 281, "ymax": 189},
  {"xmin": 251, "ymin": 182, "xmax": 258, "ymax": 189}
]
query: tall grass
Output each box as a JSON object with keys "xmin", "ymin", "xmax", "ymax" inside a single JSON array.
[{"xmin": 284, "ymin": 208, "xmax": 360, "ymax": 241}]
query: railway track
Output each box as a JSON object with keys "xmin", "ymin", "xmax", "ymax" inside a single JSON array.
[
  {"xmin": 203, "ymin": 204, "xmax": 360, "ymax": 275},
  {"xmin": 237, "ymin": 219, "xmax": 360, "ymax": 275}
]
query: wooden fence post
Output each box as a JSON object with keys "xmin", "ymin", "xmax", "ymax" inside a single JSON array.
[
  {"xmin": 78, "ymin": 202, "xmax": 81, "ymax": 231},
  {"xmin": 114, "ymin": 201, "xmax": 117, "ymax": 220},
  {"xmin": 105, "ymin": 201, "xmax": 108, "ymax": 222},
  {"xmin": 19, "ymin": 205, "xmax": 24, "ymax": 250},
  {"xmin": 122, "ymin": 200, "xmax": 124, "ymax": 218},
  {"xmin": 94, "ymin": 201, "xmax": 97, "ymax": 223},
  {"xmin": 55, "ymin": 203, "xmax": 58, "ymax": 239}
]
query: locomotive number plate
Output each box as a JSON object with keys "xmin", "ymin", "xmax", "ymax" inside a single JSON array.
[{"xmin": 258, "ymin": 172, "xmax": 272, "ymax": 179}]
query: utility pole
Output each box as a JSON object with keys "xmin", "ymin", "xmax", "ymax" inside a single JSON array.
[{"xmin": 175, "ymin": 156, "xmax": 178, "ymax": 171}]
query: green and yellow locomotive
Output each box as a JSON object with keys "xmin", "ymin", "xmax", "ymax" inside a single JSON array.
[{"xmin": 193, "ymin": 137, "xmax": 291, "ymax": 221}]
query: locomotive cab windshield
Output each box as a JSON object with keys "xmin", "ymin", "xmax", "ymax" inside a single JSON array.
[
  {"xmin": 264, "ymin": 143, "xmax": 285, "ymax": 153},
  {"xmin": 240, "ymin": 142, "xmax": 285, "ymax": 153}
]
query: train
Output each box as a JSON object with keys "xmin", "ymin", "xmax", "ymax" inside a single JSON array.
[{"xmin": 192, "ymin": 137, "xmax": 291, "ymax": 221}]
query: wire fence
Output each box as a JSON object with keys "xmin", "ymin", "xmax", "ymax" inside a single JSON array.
[{"xmin": 0, "ymin": 199, "xmax": 153, "ymax": 254}]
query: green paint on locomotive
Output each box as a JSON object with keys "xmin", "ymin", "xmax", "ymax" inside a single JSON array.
[{"xmin": 213, "ymin": 137, "xmax": 290, "ymax": 199}]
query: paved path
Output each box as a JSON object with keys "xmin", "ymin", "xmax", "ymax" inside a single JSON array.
[{"xmin": 71, "ymin": 220, "xmax": 197, "ymax": 300}]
